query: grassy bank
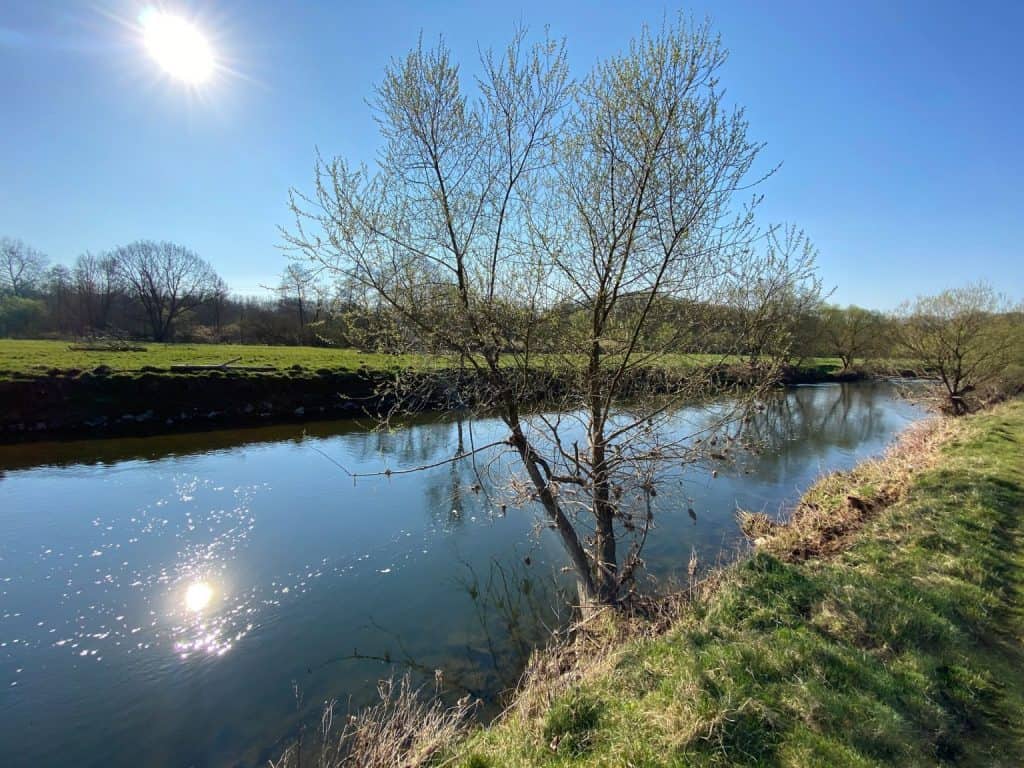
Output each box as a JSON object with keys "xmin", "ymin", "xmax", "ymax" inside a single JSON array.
[
  {"xmin": 448, "ymin": 401, "xmax": 1024, "ymax": 766},
  {"xmin": 0, "ymin": 339, "xmax": 864, "ymax": 441},
  {"xmin": 0, "ymin": 339, "xmax": 428, "ymax": 380},
  {"xmin": 0, "ymin": 338, "xmax": 855, "ymax": 380}
]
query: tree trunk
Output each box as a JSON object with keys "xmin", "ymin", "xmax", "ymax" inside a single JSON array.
[
  {"xmin": 508, "ymin": 423, "xmax": 599, "ymax": 605},
  {"xmin": 590, "ymin": 440, "xmax": 618, "ymax": 604}
]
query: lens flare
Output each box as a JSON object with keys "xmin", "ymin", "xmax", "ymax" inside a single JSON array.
[{"xmin": 140, "ymin": 9, "xmax": 215, "ymax": 84}]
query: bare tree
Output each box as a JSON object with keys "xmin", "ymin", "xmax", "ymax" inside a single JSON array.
[
  {"xmin": 285, "ymin": 19, "xmax": 819, "ymax": 608},
  {"xmin": 111, "ymin": 240, "xmax": 221, "ymax": 342},
  {"xmin": 72, "ymin": 251, "xmax": 121, "ymax": 334},
  {"xmin": 896, "ymin": 283, "xmax": 1017, "ymax": 414},
  {"xmin": 277, "ymin": 263, "xmax": 316, "ymax": 331},
  {"xmin": 43, "ymin": 264, "xmax": 74, "ymax": 334},
  {"xmin": 209, "ymin": 275, "xmax": 230, "ymax": 338},
  {"xmin": 0, "ymin": 237, "xmax": 49, "ymax": 297}
]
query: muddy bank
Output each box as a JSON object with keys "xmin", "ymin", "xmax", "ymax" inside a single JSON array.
[
  {"xmin": 0, "ymin": 368, "xmax": 420, "ymax": 442},
  {"xmin": 0, "ymin": 364, "xmax": 866, "ymax": 443}
]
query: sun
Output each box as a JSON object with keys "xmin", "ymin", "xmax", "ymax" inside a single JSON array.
[{"xmin": 140, "ymin": 8, "xmax": 215, "ymax": 84}]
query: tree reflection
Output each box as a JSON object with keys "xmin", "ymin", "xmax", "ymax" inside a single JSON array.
[{"xmin": 735, "ymin": 383, "xmax": 893, "ymax": 483}]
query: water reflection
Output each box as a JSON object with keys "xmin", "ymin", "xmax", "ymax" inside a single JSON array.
[
  {"xmin": 185, "ymin": 581, "xmax": 213, "ymax": 611},
  {"xmin": 455, "ymin": 554, "xmax": 572, "ymax": 695},
  {"xmin": 0, "ymin": 382, "xmax": 924, "ymax": 768}
]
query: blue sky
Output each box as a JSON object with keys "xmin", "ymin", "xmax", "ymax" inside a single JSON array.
[{"xmin": 2, "ymin": 0, "xmax": 1021, "ymax": 308}]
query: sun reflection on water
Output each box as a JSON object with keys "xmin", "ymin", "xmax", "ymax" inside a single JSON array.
[
  {"xmin": 184, "ymin": 581, "xmax": 213, "ymax": 611},
  {"xmin": 173, "ymin": 579, "xmax": 249, "ymax": 659}
]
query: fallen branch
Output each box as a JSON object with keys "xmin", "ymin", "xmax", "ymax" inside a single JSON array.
[
  {"xmin": 169, "ymin": 357, "xmax": 276, "ymax": 372},
  {"xmin": 68, "ymin": 343, "xmax": 148, "ymax": 352}
]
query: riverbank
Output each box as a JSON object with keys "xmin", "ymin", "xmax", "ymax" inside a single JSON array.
[
  {"xmin": 0, "ymin": 339, "xmax": 864, "ymax": 442},
  {"xmin": 442, "ymin": 400, "xmax": 1024, "ymax": 766}
]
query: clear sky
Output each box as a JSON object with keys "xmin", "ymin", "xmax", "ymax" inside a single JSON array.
[{"xmin": 2, "ymin": 0, "xmax": 1022, "ymax": 308}]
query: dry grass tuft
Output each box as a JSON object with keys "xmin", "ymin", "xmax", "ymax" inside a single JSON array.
[
  {"xmin": 270, "ymin": 674, "xmax": 476, "ymax": 768},
  {"xmin": 761, "ymin": 414, "xmax": 961, "ymax": 561},
  {"xmin": 492, "ymin": 565, "xmax": 730, "ymax": 736},
  {"xmin": 736, "ymin": 510, "xmax": 776, "ymax": 541}
]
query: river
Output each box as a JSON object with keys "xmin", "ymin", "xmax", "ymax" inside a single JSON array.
[{"xmin": 0, "ymin": 381, "xmax": 924, "ymax": 767}]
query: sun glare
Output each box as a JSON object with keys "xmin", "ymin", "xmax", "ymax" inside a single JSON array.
[
  {"xmin": 184, "ymin": 581, "xmax": 214, "ymax": 611},
  {"xmin": 141, "ymin": 9, "xmax": 215, "ymax": 84}
]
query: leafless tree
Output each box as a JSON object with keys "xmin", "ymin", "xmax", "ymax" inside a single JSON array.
[
  {"xmin": 285, "ymin": 19, "xmax": 820, "ymax": 608},
  {"xmin": 277, "ymin": 263, "xmax": 316, "ymax": 330},
  {"xmin": 209, "ymin": 275, "xmax": 230, "ymax": 337},
  {"xmin": 0, "ymin": 237, "xmax": 49, "ymax": 297},
  {"xmin": 72, "ymin": 251, "xmax": 121, "ymax": 334},
  {"xmin": 111, "ymin": 240, "xmax": 221, "ymax": 342}
]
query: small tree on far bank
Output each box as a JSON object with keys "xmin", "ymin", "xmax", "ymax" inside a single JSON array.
[
  {"xmin": 896, "ymin": 283, "xmax": 1017, "ymax": 414},
  {"xmin": 277, "ymin": 263, "xmax": 316, "ymax": 333},
  {"xmin": 728, "ymin": 225, "xmax": 824, "ymax": 368},
  {"xmin": 112, "ymin": 240, "xmax": 221, "ymax": 342},
  {"xmin": 822, "ymin": 305, "xmax": 883, "ymax": 370}
]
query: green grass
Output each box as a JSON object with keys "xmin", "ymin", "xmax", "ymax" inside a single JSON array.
[
  {"xmin": 0, "ymin": 339, "xmax": 436, "ymax": 379},
  {"xmin": 452, "ymin": 401, "xmax": 1024, "ymax": 767},
  {"xmin": 0, "ymin": 339, "xmax": 851, "ymax": 381}
]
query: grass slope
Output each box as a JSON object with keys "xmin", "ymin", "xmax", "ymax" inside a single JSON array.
[{"xmin": 455, "ymin": 401, "xmax": 1024, "ymax": 767}]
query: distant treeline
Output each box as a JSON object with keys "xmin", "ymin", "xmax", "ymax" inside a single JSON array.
[
  {"xmin": 0, "ymin": 237, "xmax": 334, "ymax": 346},
  {"xmin": 2, "ymin": 236, "xmax": 1021, "ymax": 380}
]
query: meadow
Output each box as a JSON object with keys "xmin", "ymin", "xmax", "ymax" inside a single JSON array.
[
  {"xmin": 0, "ymin": 338, "xmax": 849, "ymax": 380},
  {"xmin": 0, "ymin": 339, "xmax": 436, "ymax": 379}
]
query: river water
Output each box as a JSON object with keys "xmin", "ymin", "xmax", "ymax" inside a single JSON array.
[{"xmin": 0, "ymin": 381, "xmax": 923, "ymax": 767}]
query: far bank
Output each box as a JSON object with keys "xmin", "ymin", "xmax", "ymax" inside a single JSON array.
[{"xmin": 0, "ymin": 340, "xmax": 869, "ymax": 442}]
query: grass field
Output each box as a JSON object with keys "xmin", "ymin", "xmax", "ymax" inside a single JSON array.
[
  {"xmin": 450, "ymin": 400, "xmax": 1024, "ymax": 766},
  {"xmin": 0, "ymin": 339, "xmax": 437, "ymax": 379},
  {"xmin": 0, "ymin": 339, "xmax": 848, "ymax": 380}
]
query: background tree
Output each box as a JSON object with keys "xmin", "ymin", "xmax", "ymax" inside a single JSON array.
[
  {"xmin": 111, "ymin": 240, "xmax": 221, "ymax": 342},
  {"xmin": 276, "ymin": 263, "xmax": 316, "ymax": 335},
  {"xmin": 208, "ymin": 276, "xmax": 230, "ymax": 338},
  {"xmin": 727, "ymin": 225, "xmax": 824, "ymax": 368},
  {"xmin": 0, "ymin": 237, "xmax": 49, "ymax": 297},
  {"xmin": 285, "ymin": 19, "xmax": 820, "ymax": 607},
  {"xmin": 822, "ymin": 304, "xmax": 883, "ymax": 370},
  {"xmin": 0, "ymin": 295, "xmax": 46, "ymax": 336},
  {"xmin": 896, "ymin": 283, "xmax": 1017, "ymax": 414},
  {"xmin": 42, "ymin": 265, "xmax": 74, "ymax": 335},
  {"xmin": 72, "ymin": 252, "xmax": 121, "ymax": 334}
]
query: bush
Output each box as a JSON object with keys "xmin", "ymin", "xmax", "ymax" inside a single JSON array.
[{"xmin": 0, "ymin": 295, "xmax": 46, "ymax": 336}]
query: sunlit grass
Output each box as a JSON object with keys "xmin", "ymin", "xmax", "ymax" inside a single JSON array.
[
  {"xmin": 0, "ymin": 339, "xmax": 852, "ymax": 381},
  {"xmin": 452, "ymin": 400, "xmax": 1024, "ymax": 766},
  {"xmin": 0, "ymin": 339, "xmax": 436, "ymax": 380}
]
